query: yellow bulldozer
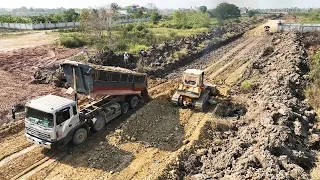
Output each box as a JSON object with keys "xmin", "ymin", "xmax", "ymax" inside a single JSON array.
[{"xmin": 171, "ymin": 69, "xmax": 219, "ymax": 111}]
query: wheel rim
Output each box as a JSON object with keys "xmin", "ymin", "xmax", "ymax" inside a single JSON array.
[
  {"xmin": 78, "ymin": 134, "xmax": 83, "ymax": 141},
  {"xmin": 76, "ymin": 130, "xmax": 86, "ymax": 143}
]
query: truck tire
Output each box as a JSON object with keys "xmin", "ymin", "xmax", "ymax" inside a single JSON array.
[
  {"xmin": 72, "ymin": 128, "xmax": 88, "ymax": 145},
  {"xmin": 129, "ymin": 96, "xmax": 139, "ymax": 109},
  {"xmin": 121, "ymin": 102, "xmax": 129, "ymax": 114},
  {"xmin": 92, "ymin": 116, "xmax": 106, "ymax": 132}
]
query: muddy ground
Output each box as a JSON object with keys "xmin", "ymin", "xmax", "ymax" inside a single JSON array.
[{"xmin": 1, "ymin": 19, "xmax": 319, "ymax": 180}]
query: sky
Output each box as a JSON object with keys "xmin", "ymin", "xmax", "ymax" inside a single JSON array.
[{"xmin": 2, "ymin": 0, "xmax": 320, "ymax": 9}]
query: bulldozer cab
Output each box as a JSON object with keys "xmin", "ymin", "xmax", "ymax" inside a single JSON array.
[{"xmin": 183, "ymin": 69, "xmax": 204, "ymax": 87}]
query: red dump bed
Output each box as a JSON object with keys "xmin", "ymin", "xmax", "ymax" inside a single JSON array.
[{"xmin": 61, "ymin": 60, "xmax": 147, "ymax": 98}]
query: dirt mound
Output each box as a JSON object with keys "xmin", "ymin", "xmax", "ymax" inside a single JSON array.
[
  {"xmin": 163, "ymin": 32, "xmax": 318, "ymax": 179},
  {"xmin": 0, "ymin": 121, "xmax": 25, "ymax": 139},
  {"xmin": 114, "ymin": 98, "xmax": 184, "ymax": 151},
  {"xmin": 87, "ymin": 51, "xmax": 137, "ymax": 69}
]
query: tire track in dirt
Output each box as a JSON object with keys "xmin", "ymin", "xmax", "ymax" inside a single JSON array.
[
  {"xmin": 205, "ymin": 36, "xmax": 264, "ymax": 85},
  {"xmin": 12, "ymin": 151, "xmax": 67, "ymax": 180},
  {"xmin": 0, "ymin": 131, "xmax": 32, "ymax": 162},
  {"xmin": 0, "ymin": 145, "xmax": 36, "ymax": 168},
  {"xmin": 0, "ymin": 147, "xmax": 53, "ymax": 180}
]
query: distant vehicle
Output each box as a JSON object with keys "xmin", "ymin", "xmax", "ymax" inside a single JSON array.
[
  {"xmin": 171, "ymin": 69, "xmax": 219, "ymax": 112},
  {"xmin": 13, "ymin": 61, "xmax": 148, "ymax": 149},
  {"xmin": 264, "ymin": 25, "xmax": 271, "ymax": 32}
]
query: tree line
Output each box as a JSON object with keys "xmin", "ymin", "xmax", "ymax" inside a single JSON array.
[{"xmin": 0, "ymin": 9, "xmax": 80, "ymax": 23}]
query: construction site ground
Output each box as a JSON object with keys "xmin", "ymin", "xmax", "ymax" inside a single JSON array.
[
  {"xmin": 0, "ymin": 19, "xmax": 315, "ymax": 180},
  {"xmin": 0, "ymin": 30, "xmax": 58, "ymax": 52}
]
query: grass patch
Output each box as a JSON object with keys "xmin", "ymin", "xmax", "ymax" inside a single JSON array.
[
  {"xmin": 241, "ymin": 80, "xmax": 257, "ymax": 92},
  {"xmin": 126, "ymin": 44, "xmax": 149, "ymax": 54},
  {"xmin": 58, "ymin": 20, "xmax": 213, "ymax": 54},
  {"xmin": 306, "ymin": 50, "xmax": 320, "ymax": 113},
  {"xmin": 149, "ymin": 27, "xmax": 208, "ymax": 40},
  {"xmin": 172, "ymin": 48, "xmax": 189, "ymax": 59},
  {"xmin": 59, "ymin": 33, "xmax": 88, "ymax": 48},
  {"xmin": 293, "ymin": 11, "xmax": 320, "ymax": 23}
]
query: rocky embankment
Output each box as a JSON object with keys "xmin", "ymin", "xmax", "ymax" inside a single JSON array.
[{"xmin": 161, "ymin": 32, "xmax": 319, "ymax": 179}]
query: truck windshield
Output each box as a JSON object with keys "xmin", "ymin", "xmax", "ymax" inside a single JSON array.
[{"xmin": 26, "ymin": 107, "xmax": 54, "ymax": 128}]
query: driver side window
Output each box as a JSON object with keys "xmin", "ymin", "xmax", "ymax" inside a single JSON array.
[{"xmin": 56, "ymin": 107, "xmax": 70, "ymax": 125}]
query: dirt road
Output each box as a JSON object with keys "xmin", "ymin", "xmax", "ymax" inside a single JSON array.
[
  {"xmin": 0, "ymin": 20, "xmax": 281, "ymax": 180},
  {"xmin": 0, "ymin": 31, "xmax": 57, "ymax": 52}
]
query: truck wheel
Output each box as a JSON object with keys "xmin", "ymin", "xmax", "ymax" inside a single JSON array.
[
  {"xmin": 92, "ymin": 116, "xmax": 106, "ymax": 132},
  {"xmin": 121, "ymin": 102, "xmax": 129, "ymax": 114},
  {"xmin": 72, "ymin": 128, "xmax": 88, "ymax": 145},
  {"xmin": 129, "ymin": 96, "xmax": 139, "ymax": 109}
]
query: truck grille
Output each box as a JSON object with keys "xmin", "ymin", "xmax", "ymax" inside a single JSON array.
[{"xmin": 26, "ymin": 126, "xmax": 50, "ymax": 141}]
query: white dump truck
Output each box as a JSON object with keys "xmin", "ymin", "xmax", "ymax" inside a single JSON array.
[{"xmin": 14, "ymin": 61, "xmax": 148, "ymax": 149}]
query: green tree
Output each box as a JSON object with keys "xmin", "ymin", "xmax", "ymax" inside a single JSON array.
[
  {"xmin": 248, "ymin": 10, "xmax": 258, "ymax": 17},
  {"xmin": 150, "ymin": 11, "xmax": 161, "ymax": 24},
  {"xmin": 199, "ymin": 6, "xmax": 207, "ymax": 13},
  {"xmin": 212, "ymin": 3, "xmax": 240, "ymax": 20},
  {"xmin": 172, "ymin": 10, "xmax": 188, "ymax": 28},
  {"xmin": 62, "ymin": 9, "xmax": 80, "ymax": 22},
  {"xmin": 111, "ymin": 3, "xmax": 120, "ymax": 14}
]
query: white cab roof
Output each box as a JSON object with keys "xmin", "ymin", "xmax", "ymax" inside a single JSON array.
[
  {"xmin": 184, "ymin": 69, "xmax": 204, "ymax": 75},
  {"xmin": 26, "ymin": 95, "xmax": 75, "ymax": 113}
]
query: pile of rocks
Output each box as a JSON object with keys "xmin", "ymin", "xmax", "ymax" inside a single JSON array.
[{"xmin": 168, "ymin": 32, "xmax": 319, "ymax": 179}]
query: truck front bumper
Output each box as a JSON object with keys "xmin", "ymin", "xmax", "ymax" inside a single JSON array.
[{"xmin": 25, "ymin": 133, "xmax": 57, "ymax": 149}]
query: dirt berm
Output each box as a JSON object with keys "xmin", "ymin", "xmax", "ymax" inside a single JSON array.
[{"xmin": 160, "ymin": 32, "xmax": 319, "ymax": 179}]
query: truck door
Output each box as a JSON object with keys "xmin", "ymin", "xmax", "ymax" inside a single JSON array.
[{"xmin": 55, "ymin": 107, "xmax": 75, "ymax": 141}]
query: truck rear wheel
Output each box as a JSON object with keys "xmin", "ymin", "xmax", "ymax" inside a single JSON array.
[
  {"xmin": 72, "ymin": 128, "xmax": 88, "ymax": 145},
  {"xmin": 92, "ymin": 116, "xmax": 106, "ymax": 132},
  {"xmin": 129, "ymin": 96, "xmax": 139, "ymax": 109},
  {"xmin": 121, "ymin": 102, "xmax": 129, "ymax": 114}
]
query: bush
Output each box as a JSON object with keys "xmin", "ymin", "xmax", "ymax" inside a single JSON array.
[
  {"xmin": 124, "ymin": 24, "xmax": 135, "ymax": 31},
  {"xmin": 172, "ymin": 10, "xmax": 211, "ymax": 29},
  {"xmin": 150, "ymin": 11, "xmax": 161, "ymax": 24},
  {"xmin": 127, "ymin": 44, "xmax": 148, "ymax": 54},
  {"xmin": 59, "ymin": 34, "xmax": 88, "ymax": 48},
  {"xmin": 133, "ymin": 24, "xmax": 146, "ymax": 31},
  {"xmin": 241, "ymin": 80, "xmax": 257, "ymax": 92}
]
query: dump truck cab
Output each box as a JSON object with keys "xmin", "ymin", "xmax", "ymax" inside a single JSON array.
[{"xmin": 25, "ymin": 95, "xmax": 79, "ymax": 149}]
